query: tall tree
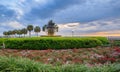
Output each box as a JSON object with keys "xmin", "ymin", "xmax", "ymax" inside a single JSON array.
[
  {"xmin": 34, "ymin": 26, "xmax": 41, "ymax": 37},
  {"xmin": 8, "ymin": 30, "xmax": 12, "ymax": 37},
  {"xmin": 42, "ymin": 20, "xmax": 59, "ymax": 36},
  {"xmin": 11, "ymin": 30, "xmax": 17, "ymax": 37},
  {"xmin": 16, "ymin": 30, "xmax": 22, "ymax": 38},
  {"xmin": 27, "ymin": 25, "xmax": 33, "ymax": 37},
  {"xmin": 21, "ymin": 28, "xmax": 27, "ymax": 37},
  {"xmin": 3, "ymin": 31, "xmax": 8, "ymax": 37}
]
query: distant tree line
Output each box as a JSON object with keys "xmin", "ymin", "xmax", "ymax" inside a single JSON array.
[
  {"xmin": 3, "ymin": 20, "xmax": 58, "ymax": 38},
  {"xmin": 3, "ymin": 25, "xmax": 40, "ymax": 38}
]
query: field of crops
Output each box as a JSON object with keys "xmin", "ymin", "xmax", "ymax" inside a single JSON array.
[{"xmin": 0, "ymin": 37, "xmax": 109, "ymax": 50}]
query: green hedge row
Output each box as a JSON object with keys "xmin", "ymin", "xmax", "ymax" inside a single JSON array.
[
  {"xmin": 0, "ymin": 56, "xmax": 120, "ymax": 72},
  {"xmin": 91, "ymin": 37, "xmax": 109, "ymax": 44},
  {"xmin": 0, "ymin": 37, "xmax": 109, "ymax": 50},
  {"xmin": 5, "ymin": 38, "xmax": 101, "ymax": 50},
  {"xmin": 113, "ymin": 40, "xmax": 120, "ymax": 46}
]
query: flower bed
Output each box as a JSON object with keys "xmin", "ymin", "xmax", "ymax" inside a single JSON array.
[{"xmin": 0, "ymin": 56, "xmax": 120, "ymax": 72}]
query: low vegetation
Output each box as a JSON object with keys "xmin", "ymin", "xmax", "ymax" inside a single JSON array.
[
  {"xmin": 0, "ymin": 47, "xmax": 120, "ymax": 66},
  {"xmin": 0, "ymin": 56, "xmax": 120, "ymax": 72},
  {"xmin": 0, "ymin": 37, "xmax": 108, "ymax": 50},
  {"xmin": 113, "ymin": 40, "xmax": 120, "ymax": 46},
  {"xmin": 0, "ymin": 37, "xmax": 120, "ymax": 72}
]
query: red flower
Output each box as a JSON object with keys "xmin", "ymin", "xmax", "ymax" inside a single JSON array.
[{"xmin": 114, "ymin": 47, "xmax": 120, "ymax": 53}]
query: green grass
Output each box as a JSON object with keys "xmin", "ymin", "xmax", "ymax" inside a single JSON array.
[
  {"xmin": 0, "ymin": 56, "xmax": 52, "ymax": 72},
  {"xmin": 0, "ymin": 56, "xmax": 119, "ymax": 72},
  {"xmin": 113, "ymin": 40, "xmax": 120, "ymax": 46}
]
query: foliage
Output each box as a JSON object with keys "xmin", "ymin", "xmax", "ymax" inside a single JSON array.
[
  {"xmin": 3, "ymin": 31, "xmax": 8, "ymax": 36},
  {"xmin": 90, "ymin": 37, "xmax": 109, "ymax": 45},
  {"xmin": 42, "ymin": 20, "xmax": 58, "ymax": 36},
  {"xmin": 1, "ymin": 37, "xmax": 105, "ymax": 50},
  {"xmin": 34, "ymin": 26, "xmax": 41, "ymax": 36},
  {"xmin": 27, "ymin": 25, "xmax": 33, "ymax": 32},
  {"xmin": 16, "ymin": 30, "xmax": 22, "ymax": 36},
  {"xmin": 34, "ymin": 26, "xmax": 41, "ymax": 33},
  {"xmin": 0, "ymin": 56, "xmax": 120, "ymax": 72},
  {"xmin": 21, "ymin": 28, "xmax": 28, "ymax": 35},
  {"xmin": 0, "ymin": 56, "xmax": 52, "ymax": 72},
  {"xmin": 27, "ymin": 25, "xmax": 33, "ymax": 37},
  {"xmin": 113, "ymin": 40, "xmax": 120, "ymax": 46}
]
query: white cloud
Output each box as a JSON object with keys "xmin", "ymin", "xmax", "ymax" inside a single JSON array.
[
  {"xmin": 20, "ymin": 0, "xmax": 26, "ymax": 3},
  {"xmin": 13, "ymin": 8, "xmax": 24, "ymax": 19},
  {"xmin": 34, "ymin": 0, "xmax": 48, "ymax": 4},
  {"xmin": 8, "ymin": 21, "xmax": 25, "ymax": 29},
  {"xmin": 58, "ymin": 23, "xmax": 80, "ymax": 29},
  {"xmin": 56, "ymin": 18, "xmax": 120, "ymax": 36},
  {"xmin": 77, "ymin": 26, "xmax": 97, "ymax": 31},
  {"xmin": 0, "ymin": 21, "xmax": 25, "ymax": 29}
]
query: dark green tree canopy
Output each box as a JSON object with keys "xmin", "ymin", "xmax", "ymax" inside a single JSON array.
[
  {"xmin": 27, "ymin": 25, "xmax": 33, "ymax": 37},
  {"xmin": 12, "ymin": 30, "xmax": 17, "ymax": 35},
  {"xmin": 42, "ymin": 20, "xmax": 59, "ymax": 36},
  {"xmin": 34, "ymin": 26, "xmax": 41, "ymax": 37},
  {"xmin": 27, "ymin": 25, "xmax": 33, "ymax": 32},
  {"xmin": 3, "ymin": 31, "xmax": 8, "ymax": 36},
  {"xmin": 16, "ymin": 30, "xmax": 22, "ymax": 35},
  {"xmin": 21, "ymin": 28, "xmax": 27, "ymax": 34},
  {"xmin": 34, "ymin": 26, "xmax": 41, "ymax": 33}
]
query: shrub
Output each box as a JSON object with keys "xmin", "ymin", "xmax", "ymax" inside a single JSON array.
[
  {"xmin": 91, "ymin": 37, "xmax": 109, "ymax": 45},
  {"xmin": 113, "ymin": 40, "xmax": 120, "ymax": 46},
  {"xmin": 2, "ymin": 37, "xmax": 104, "ymax": 50}
]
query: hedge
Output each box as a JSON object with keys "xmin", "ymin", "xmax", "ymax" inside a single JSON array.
[
  {"xmin": 91, "ymin": 37, "xmax": 109, "ymax": 44},
  {"xmin": 0, "ymin": 56, "xmax": 120, "ymax": 72},
  {"xmin": 0, "ymin": 37, "xmax": 109, "ymax": 50},
  {"xmin": 113, "ymin": 40, "xmax": 120, "ymax": 46}
]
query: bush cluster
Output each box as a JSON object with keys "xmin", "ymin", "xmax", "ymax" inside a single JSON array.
[
  {"xmin": 1, "ymin": 37, "xmax": 107, "ymax": 50},
  {"xmin": 113, "ymin": 40, "xmax": 120, "ymax": 46},
  {"xmin": 0, "ymin": 37, "xmax": 109, "ymax": 50},
  {"xmin": 0, "ymin": 56, "xmax": 119, "ymax": 72},
  {"xmin": 92, "ymin": 37, "xmax": 109, "ymax": 44}
]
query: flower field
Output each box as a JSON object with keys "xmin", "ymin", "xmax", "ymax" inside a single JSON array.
[
  {"xmin": 0, "ymin": 56, "xmax": 120, "ymax": 72},
  {"xmin": 0, "ymin": 46, "xmax": 120, "ymax": 72},
  {"xmin": 0, "ymin": 47, "xmax": 120, "ymax": 66}
]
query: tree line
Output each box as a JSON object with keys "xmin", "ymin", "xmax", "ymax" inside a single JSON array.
[
  {"xmin": 3, "ymin": 20, "xmax": 59, "ymax": 38},
  {"xmin": 3, "ymin": 25, "xmax": 40, "ymax": 38}
]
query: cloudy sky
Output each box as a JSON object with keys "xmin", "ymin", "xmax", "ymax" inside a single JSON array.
[{"xmin": 0, "ymin": 0, "xmax": 120, "ymax": 36}]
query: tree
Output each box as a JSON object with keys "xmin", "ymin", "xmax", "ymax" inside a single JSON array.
[
  {"xmin": 34, "ymin": 26, "xmax": 41, "ymax": 37},
  {"xmin": 16, "ymin": 30, "xmax": 22, "ymax": 38},
  {"xmin": 7, "ymin": 30, "xmax": 12, "ymax": 37},
  {"xmin": 42, "ymin": 20, "xmax": 59, "ymax": 36},
  {"xmin": 27, "ymin": 25, "xmax": 33, "ymax": 37},
  {"xmin": 11, "ymin": 30, "xmax": 17, "ymax": 37},
  {"xmin": 3, "ymin": 31, "xmax": 8, "ymax": 37},
  {"xmin": 21, "ymin": 28, "xmax": 27, "ymax": 37}
]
